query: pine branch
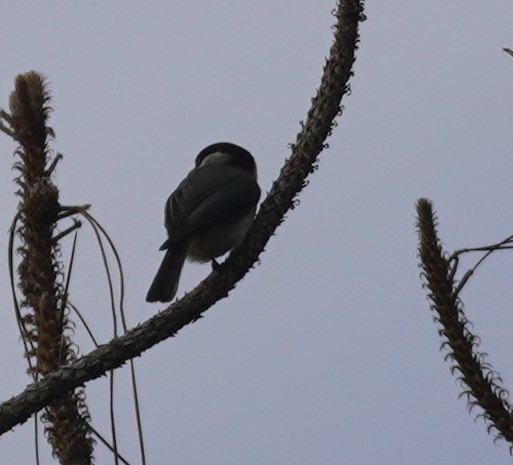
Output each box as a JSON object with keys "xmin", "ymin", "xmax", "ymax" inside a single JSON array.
[
  {"xmin": 416, "ymin": 198, "xmax": 513, "ymax": 449},
  {"xmin": 0, "ymin": 0, "xmax": 365, "ymax": 435},
  {"xmin": 4, "ymin": 72, "xmax": 94, "ymax": 464}
]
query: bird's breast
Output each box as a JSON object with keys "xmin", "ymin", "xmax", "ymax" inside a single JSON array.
[{"xmin": 186, "ymin": 208, "xmax": 256, "ymax": 262}]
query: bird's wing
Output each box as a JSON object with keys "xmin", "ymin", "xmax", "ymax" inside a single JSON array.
[{"xmin": 164, "ymin": 165, "xmax": 260, "ymax": 243}]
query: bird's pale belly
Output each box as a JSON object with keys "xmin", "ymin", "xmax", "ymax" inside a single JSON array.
[{"xmin": 186, "ymin": 208, "xmax": 256, "ymax": 262}]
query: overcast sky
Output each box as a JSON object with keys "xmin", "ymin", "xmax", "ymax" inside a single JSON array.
[{"xmin": 1, "ymin": 2, "xmax": 513, "ymax": 464}]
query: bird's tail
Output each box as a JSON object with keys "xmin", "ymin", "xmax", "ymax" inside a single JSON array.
[{"xmin": 146, "ymin": 243, "xmax": 187, "ymax": 303}]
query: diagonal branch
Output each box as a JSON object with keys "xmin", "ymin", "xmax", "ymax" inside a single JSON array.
[
  {"xmin": 0, "ymin": 0, "xmax": 366, "ymax": 435},
  {"xmin": 416, "ymin": 198, "xmax": 513, "ymax": 449}
]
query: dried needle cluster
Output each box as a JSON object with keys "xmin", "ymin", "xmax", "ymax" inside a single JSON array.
[{"xmin": 1, "ymin": 72, "xmax": 93, "ymax": 465}]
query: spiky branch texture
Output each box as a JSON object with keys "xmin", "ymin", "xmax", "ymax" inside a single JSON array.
[
  {"xmin": 416, "ymin": 198, "xmax": 513, "ymax": 448},
  {"xmin": 0, "ymin": 0, "xmax": 366, "ymax": 435},
  {"xmin": 5, "ymin": 73, "xmax": 93, "ymax": 464}
]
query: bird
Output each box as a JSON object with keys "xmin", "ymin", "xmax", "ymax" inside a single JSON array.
[{"xmin": 146, "ymin": 142, "xmax": 261, "ymax": 303}]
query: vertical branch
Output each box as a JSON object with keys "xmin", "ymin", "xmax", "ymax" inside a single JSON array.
[
  {"xmin": 416, "ymin": 198, "xmax": 513, "ymax": 449},
  {"xmin": 5, "ymin": 72, "xmax": 94, "ymax": 464}
]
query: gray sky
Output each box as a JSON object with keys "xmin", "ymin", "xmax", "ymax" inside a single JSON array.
[{"xmin": 1, "ymin": 1, "xmax": 513, "ymax": 464}]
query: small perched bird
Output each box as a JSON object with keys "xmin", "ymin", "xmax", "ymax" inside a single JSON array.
[{"xmin": 146, "ymin": 142, "xmax": 261, "ymax": 303}]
